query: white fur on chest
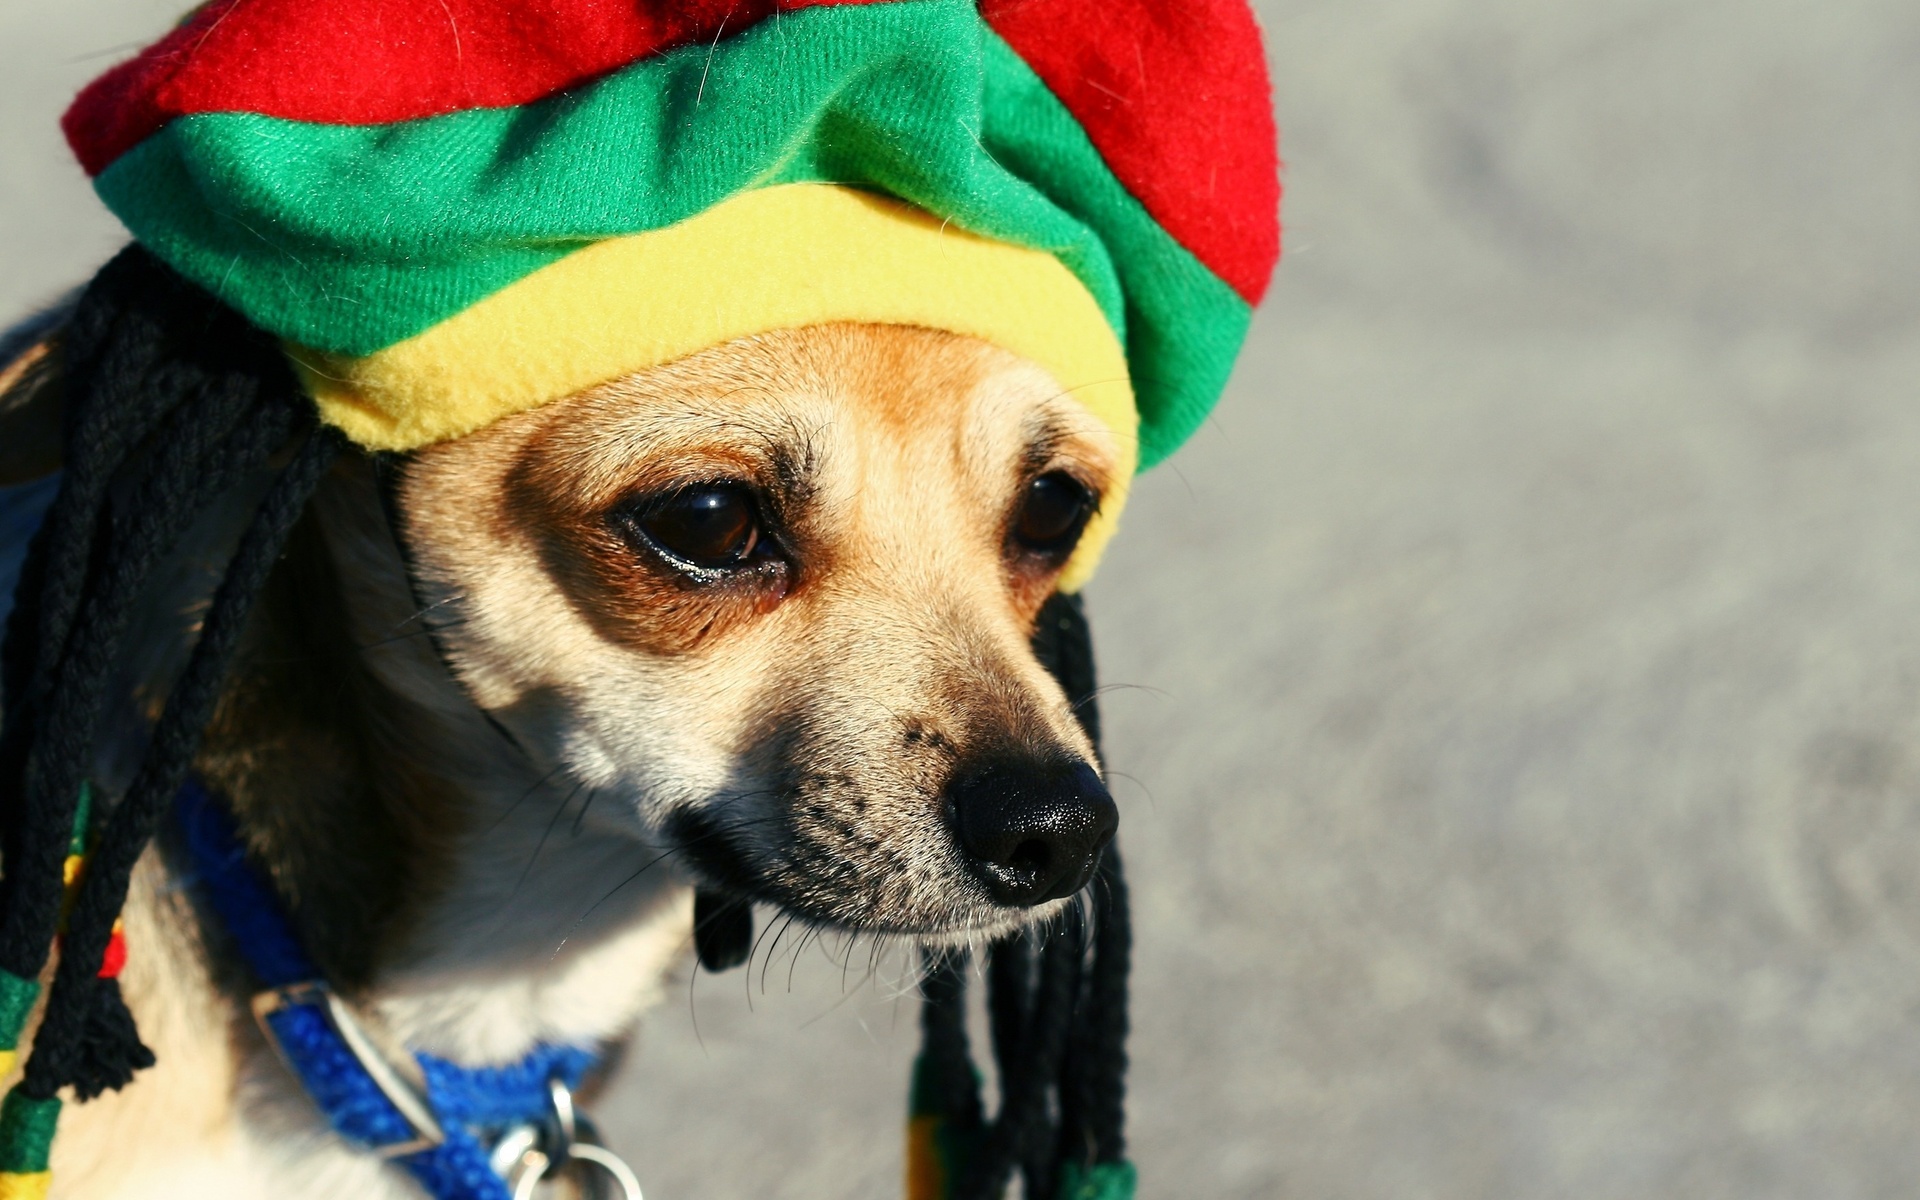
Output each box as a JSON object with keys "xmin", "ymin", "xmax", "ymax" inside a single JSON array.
[{"xmin": 375, "ymin": 862, "xmax": 695, "ymax": 1063}]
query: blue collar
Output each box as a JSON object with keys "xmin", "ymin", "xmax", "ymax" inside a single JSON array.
[{"xmin": 176, "ymin": 781, "xmax": 624, "ymax": 1200}]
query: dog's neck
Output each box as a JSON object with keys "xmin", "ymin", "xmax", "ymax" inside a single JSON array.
[{"xmin": 188, "ymin": 456, "xmax": 695, "ymax": 1063}]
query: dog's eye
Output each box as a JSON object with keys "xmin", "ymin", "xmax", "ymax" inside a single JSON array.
[
  {"xmin": 1013, "ymin": 472, "xmax": 1095, "ymax": 556},
  {"xmin": 634, "ymin": 486, "xmax": 763, "ymax": 569}
]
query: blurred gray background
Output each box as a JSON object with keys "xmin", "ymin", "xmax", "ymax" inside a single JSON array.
[{"xmin": 8, "ymin": 1, "xmax": 1920, "ymax": 1196}]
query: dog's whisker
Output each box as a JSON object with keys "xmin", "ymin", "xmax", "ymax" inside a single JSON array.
[
  {"xmin": 685, "ymin": 946, "xmax": 707, "ymax": 1053},
  {"xmin": 385, "ymin": 592, "xmax": 466, "ymax": 633},
  {"xmin": 796, "ymin": 944, "xmax": 893, "ymax": 1029},
  {"xmin": 569, "ymin": 787, "xmax": 600, "ymax": 837},
  {"xmin": 549, "ymin": 828, "xmax": 742, "ymax": 958},
  {"xmin": 544, "ymin": 806, "xmax": 800, "ymax": 960},
  {"xmin": 1099, "ymin": 768, "xmax": 1157, "ymax": 810},
  {"xmin": 1083, "ymin": 680, "xmax": 1166, "ymax": 702},
  {"xmin": 507, "ymin": 777, "xmax": 586, "ymax": 904},
  {"xmin": 485, "ymin": 762, "xmax": 566, "ymax": 835},
  {"xmin": 742, "ymin": 910, "xmax": 790, "ymax": 1010},
  {"xmin": 478, "ymin": 706, "xmax": 538, "ymax": 763},
  {"xmin": 756, "ymin": 912, "xmax": 799, "ymax": 998},
  {"xmin": 787, "ymin": 922, "xmax": 829, "ymax": 994},
  {"xmin": 352, "ymin": 618, "xmax": 470, "ymax": 653}
]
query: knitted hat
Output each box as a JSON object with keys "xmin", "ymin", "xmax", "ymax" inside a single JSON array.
[{"xmin": 63, "ymin": 0, "xmax": 1281, "ymax": 584}]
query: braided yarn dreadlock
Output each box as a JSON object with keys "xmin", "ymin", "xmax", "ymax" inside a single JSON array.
[{"xmin": 0, "ymin": 246, "xmax": 343, "ymax": 1172}]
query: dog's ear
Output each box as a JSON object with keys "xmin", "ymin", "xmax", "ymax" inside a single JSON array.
[{"xmin": 0, "ymin": 299, "xmax": 72, "ymax": 486}]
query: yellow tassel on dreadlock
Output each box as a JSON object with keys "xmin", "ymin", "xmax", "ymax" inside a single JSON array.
[{"xmin": 0, "ymin": 1170, "xmax": 51, "ymax": 1200}]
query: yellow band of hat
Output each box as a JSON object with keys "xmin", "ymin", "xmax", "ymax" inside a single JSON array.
[{"xmin": 294, "ymin": 183, "xmax": 1136, "ymax": 585}]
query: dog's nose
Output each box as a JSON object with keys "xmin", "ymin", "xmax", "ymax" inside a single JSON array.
[{"xmin": 948, "ymin": 758, "xmax": 1118, "ymax": 906}]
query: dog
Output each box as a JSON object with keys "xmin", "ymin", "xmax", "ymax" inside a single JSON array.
[{"xmin": 0, "ymin": 311, "xmax": 1124, "ymax": 1199}]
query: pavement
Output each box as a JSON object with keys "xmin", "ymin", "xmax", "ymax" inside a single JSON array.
[{"xmin": 6, "ymin": 2, "xmax": 1920, "ymax": 1196}]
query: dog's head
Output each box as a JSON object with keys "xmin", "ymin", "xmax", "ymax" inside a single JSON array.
[{"xmin": 397, "ymin": 323, "xmax": 1125, "ymax": 938}]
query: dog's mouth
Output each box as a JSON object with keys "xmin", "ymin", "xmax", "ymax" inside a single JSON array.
[{"xmin": 662, "ymin": 809, "xmax": 765, "ymax": 899}]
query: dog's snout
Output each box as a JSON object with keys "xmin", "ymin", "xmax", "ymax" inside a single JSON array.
[{"xmin": 948, "ymin": 758, "xmax": 1117, "ymax": 906}]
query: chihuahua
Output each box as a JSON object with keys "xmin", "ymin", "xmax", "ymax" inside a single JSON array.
[{"xmin": 0, "ymin": 312, "xmax": 1122, "ymax": 1199}]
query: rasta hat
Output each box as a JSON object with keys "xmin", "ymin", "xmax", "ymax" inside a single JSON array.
[
  {"xmin": 63, "ymin": 0, "xmax": 1281, "ymax": 585},
  {"xmin": 0, "ymin": 1, "xmax": 1278, "ymax": 1197}
]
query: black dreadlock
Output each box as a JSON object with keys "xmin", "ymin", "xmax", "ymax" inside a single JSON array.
[
  {"xmin": 914, "ymin": 592, "xmax": 1133, "ymax": 1200},
  {"xmin": 0, "ymin": 246, "xmax": 344, "ymax": 1100}
]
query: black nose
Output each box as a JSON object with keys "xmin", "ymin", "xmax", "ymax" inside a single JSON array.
[{"xmin": 948, "ymin": 758, "xmax": 1118, "ymax": 906}]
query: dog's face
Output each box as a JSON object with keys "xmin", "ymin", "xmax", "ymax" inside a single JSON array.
[{"xmin": 399, "ymin": 324, "xmax": 1124, "ymax": 936}]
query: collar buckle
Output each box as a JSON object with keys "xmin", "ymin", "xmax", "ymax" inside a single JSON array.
[{"xmin": 252, "ymin": 980, "xmax": 448, "ymax": 1158}]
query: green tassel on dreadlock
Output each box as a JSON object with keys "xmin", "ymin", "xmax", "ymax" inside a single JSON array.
[
  {"xmin": 0, "ymin": 785, "xmax": 97, "ymax": 1200},
  {"xmin": 0, "ymin": 1088, "xmax": 59, "ymax": 1198},
  {"xmin": 906, "ymin": 1047, "xmax": 983, "ymax": 1200},
  {"xmin": 1052, "ymin": 1162, "xmax": 1137, "ymax": 1200},
  {"xmin": 0, "ymin": 974, "xmax": 37, "ymax": 1093}
]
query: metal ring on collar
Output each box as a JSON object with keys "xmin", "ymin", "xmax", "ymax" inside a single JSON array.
[{"xmin": 489, "ymin": 1077, "xmax": 644, "ymax": 1200}]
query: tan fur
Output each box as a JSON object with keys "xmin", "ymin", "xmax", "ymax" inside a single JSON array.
[{"xmin": 16, "ymin": 321, "xmax": 1122, "ymax": 1197}]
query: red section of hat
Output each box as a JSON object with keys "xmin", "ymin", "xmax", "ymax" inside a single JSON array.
[
  {"xmin": 64, "ymin": 0, "xmax": 883, "ymax": 177},
  {"xmin": 982, "ymin": 0, "xmax": 1281, "ymax": 304}
]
